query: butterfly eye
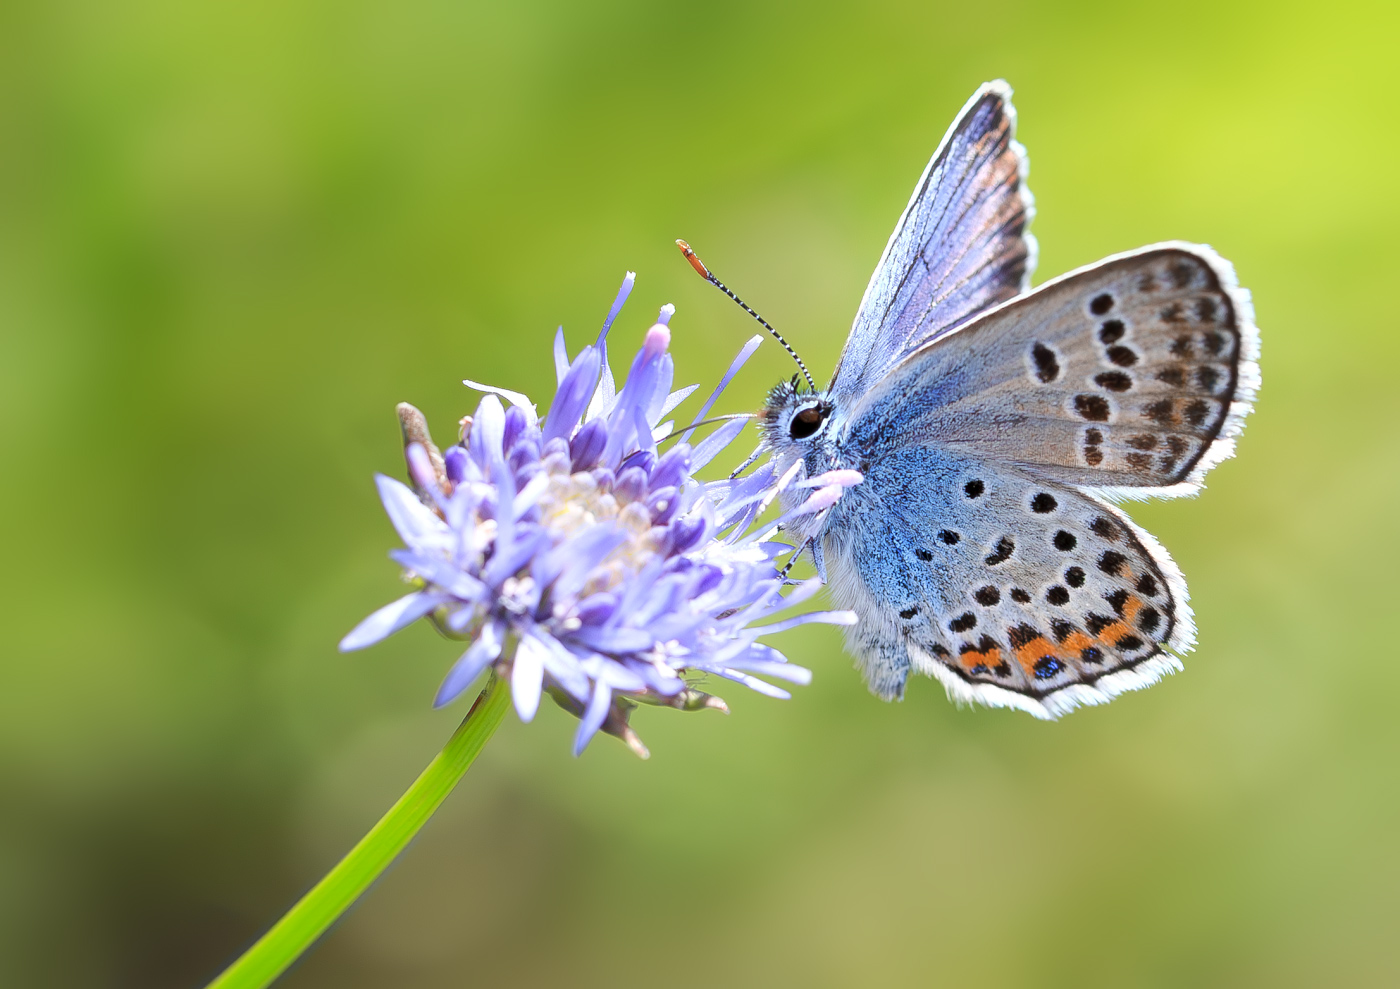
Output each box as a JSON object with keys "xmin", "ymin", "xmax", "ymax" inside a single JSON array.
[{"xmin": 789, "ymin": 406, "xmax": 826, "ymax": 440}]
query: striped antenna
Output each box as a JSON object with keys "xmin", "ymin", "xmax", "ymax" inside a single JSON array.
[{"xmin": 676, "ymin": 240, "xmax": 817, "ymax": 393}]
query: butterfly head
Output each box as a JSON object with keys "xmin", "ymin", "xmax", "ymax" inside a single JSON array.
[{"xmin": 760, "ymin": 373, "xmax": 835, "ymax": 450}]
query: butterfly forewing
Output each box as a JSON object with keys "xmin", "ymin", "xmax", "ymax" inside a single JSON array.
[
  {"xmin": 844, "ymin": 245, "xmax": 1260, "ymax": 496},
  {"xmin": 829, "ymin": 80, "xmax": 1036, "ymax": 404}
]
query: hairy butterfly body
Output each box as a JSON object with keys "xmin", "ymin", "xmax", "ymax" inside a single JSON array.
[{"xmin": 758, "ymin": 81, "xmax": 1259, "ymax": 717}]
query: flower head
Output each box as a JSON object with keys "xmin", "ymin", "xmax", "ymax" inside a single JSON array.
[{"xmin": 342, "ymin": 274, "xmax": 857, "ymax": 756}]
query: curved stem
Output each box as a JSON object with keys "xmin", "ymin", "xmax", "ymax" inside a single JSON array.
[{"xmin": 206, "ymin": 675, "xmax": 511, "ymax": 989}]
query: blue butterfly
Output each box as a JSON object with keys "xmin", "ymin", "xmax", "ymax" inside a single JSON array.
[{"xmin": 698, "ymin": 81, "xmax": 1260, "ymax": 717}]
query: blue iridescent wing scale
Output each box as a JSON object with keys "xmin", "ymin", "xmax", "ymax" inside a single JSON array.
[{"xmin": 828, "ymin": 80, "xmax": 1036, "ymax": 404}]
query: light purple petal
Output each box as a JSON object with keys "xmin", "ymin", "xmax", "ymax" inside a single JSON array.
[
  {"xmin": 388, "ymin": 549, "xmax": 486, "ymax": 601},
  {"xmin": 689, "ymin": 417, "xmax": 749, "ymax": 473},
  {"xmin": 658, "ymin": 383, "xmax": 698, "ymax": 419},
  {"xmin": 553, "ymin": 326, "xmax": 569, "ymax": 384},
  {"xmin": 374, "ymin": 474, "xmax": 450, "ymax": 549},
  {"xmin": 482, "ymin": 527, "xmax": 550, "ymax": 588},
  {"xmin": 646, "ymin": 353, "xmax": 675, "ymax": 424},
  {"xmin": 575, "ymin": 593, "xmax": 618, "ymax": 625},
  {"xmin": 649, "ymin": 444, "xmax": 692, "ymax": 492},
  {"xmin": 470, "ymin": 394, "xmax": 507, "ymax": 473},
  {"xmin": 687, "ymin": 333, "xmax": 762, "ymax": 431},
  {"xmin": 538, "ymin": 636, "xmax": 591, "ymax": 701},
  {"xmin": 747, "ymin": 610, "xmax": 859, "ymax": 636},
  {"xmin": 543, "ymin": 346, "xmax": 602, "ymax": 444},
  {"xmin": 444, "ymin": 446, "xmax": 469, "ymax": 484},
  {"xmin": 571, "ymin": 626, "xmax": 656, "ymax": 653},
  {"xmin": 583, "ymin": 656, "xmax": 648, "ymax": 692},
  {"xmin": 406, "ymin": 444, "xmax": 447, "ymax": 510},
  {"xmin": 586, "ymin": 344, "xmax": 617, "ymax": 422},
  {"xmin": 723, "ymin": 655, "xmax": 813, "ymax": 684},
  {"xmin": 339, "ymin": 591, "xmax": 449, "ymax": 652},
  {"xmin": 714, "ymin": 669, "xmax": 792, "ymax": 700},
  {"xmin": 434, "ymin": 622, "xmax": 504, "ymax": 707},
  {"xmin": 463, "ymin": 379, "xmax": 538, "ymax": 427},
  {"xmin": 719, "ymin": 462, "xmax": 776, "ymax": 509},
  {"xmin": 572, "ymin": 680, "xmax": 612, "ymax": 756},
  {"xmin": 511, "ymin": 472, "xmax": 551, "ymax": 520},
  {"xmin": 512, "ymin": 633, "xmax": 548, "ymax": 722},
  {"xmin": 569, "ymin": 417, "xmax": 608, "ymax": 471},
  {"xmin": 596, "ymin": 271, "xmax": 635, "ymax": 348},
  {"xmin": 548, "ymin": 525, "xmax": 629, "ymax": 600}
]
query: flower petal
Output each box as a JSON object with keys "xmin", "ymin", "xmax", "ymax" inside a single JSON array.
[
  {"xmin": 553, "ymin": 325, "xmax": 569, "ymax": 384},
  {"xmin": 689, "ymin": 416, "xmax": 749, "ymax": 473},
  {"xmin": 658, "ymin": 383, "xmax": 698, "ymax": 419},
  {"xmin": 339, "ymin": 591, "xmax": 448, "ymax": 652},
  {"xmin": 434, "ymin": 621, "xmax": 505, "ymax": 707},
  {"xmin": 686, "ymin": 334, "xmax": 763, "ymax": 432},
  {"xmin": 747, "ymin": 610, "xmax": 860, "ymax": 636},
  {"xmin": 375, "ymin": 474, "xmax": 450, "ymax": 550},
  {"xmin": 470, "ymin": 394, "xmax": 507, "ymax": 474},
  {"xmin": 570, "ymin": 626, "xmax": 656, "ymax": 653},
  {"xmin": 463, "ymin": 379, "xmax": 538, "ymax": 428},
  {"xmin": 543, "ymin": 346, "xmax": 602, "ymax": 444},
  {"xmin": 512, "ymin": 633, "xmax": 548, "ymax": 722},
  {"xmin": 596, "ymin": 271, "xmax": 635, "ymax": 348},
  {"xmin": 388, "ymin": 549, "xmax": 487, "ymax": 601},
  {"xmin": 714, "ymin": 669, "xmax": 792, "ymax": 699},
  {"xmin": 572, "ymin": 680, "xmax": 613, "ymax": 756}
]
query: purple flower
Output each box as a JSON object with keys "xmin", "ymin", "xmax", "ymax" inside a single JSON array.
[{"xmin": 341, "ymin": 274, "xmax": 858, "ymax": 757}]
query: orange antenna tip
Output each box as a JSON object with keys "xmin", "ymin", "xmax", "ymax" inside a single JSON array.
[{"xmin": 675, "ymin": 239, "xmax": 710, "ymax": 279}]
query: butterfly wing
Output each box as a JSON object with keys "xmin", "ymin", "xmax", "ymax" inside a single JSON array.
[
  {"xmin": 841, "ymin": 243, "xmax": 1260, "ymax": 498},
  {"xmin": 820, "ymin": 244, "xmax": 1258, "ymax": 713},
  {"xmin": 828, "ymin": 80, "xmax": 1036, "ymax": 405},
  {"xmin": 824, "ymin": 451, "xmax": 1190, "ymax": 715}
]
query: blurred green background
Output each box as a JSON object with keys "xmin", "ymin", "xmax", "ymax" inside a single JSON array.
[{"xmin": 2, "ymin": 0, "xmax": 1398, "ymax": 986}]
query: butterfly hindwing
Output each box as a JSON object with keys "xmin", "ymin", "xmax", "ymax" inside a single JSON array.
[
  {"xmin": 829, "ymin": 80, "xmax": 1036, "ymax": 405},
  {"xmin": 822, "ymin": 450, "xmax": 1189, "ymax": 716},
  {"xmin": 841, "ymin": 244, "xmax": 1259, "ymax": 497}
]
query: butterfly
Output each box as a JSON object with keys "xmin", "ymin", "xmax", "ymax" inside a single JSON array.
[{"xmin": 720, "ymin": 81, "xmax": 1260, "ymax": 717}]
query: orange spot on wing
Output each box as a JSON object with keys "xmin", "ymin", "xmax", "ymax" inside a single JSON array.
[
  {"xmin": 1060, "ymin": 630, "xmax": 1095, "ymax": 657},
  {"xmin": 1012, "ymin": 636, "xmax": 1057, "ymax": 676},
  {"xmin": 958, "ymin": 643, "xmax": 1002, "ymax": 673},
  {"xmin": 1093, "ymin": 620, "xmax": 1133, "ymax": 646}
]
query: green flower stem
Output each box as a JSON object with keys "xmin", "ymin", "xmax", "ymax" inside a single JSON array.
[{"xmin": 207, "ymin": 675, "xmax": 511, "ymax": 989}]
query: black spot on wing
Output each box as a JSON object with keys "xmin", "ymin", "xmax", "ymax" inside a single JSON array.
[
  {"xmin": 1095, "ymin": 371, "xmax": 1132, "ymax": 392},
  {"xmin": 984, "ymin": 537, "xmax": 1015, "ymax": 566},
  {"xmin": 1074, "ymin": 394, "xmax": 1111, "ymax": 421},
  {"xmin": 1032, "ymin": 343, "xmax": 1060, "ymax": 383}
]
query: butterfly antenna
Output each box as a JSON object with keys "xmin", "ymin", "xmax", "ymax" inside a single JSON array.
[{"xmin": 676, "ymin": 239, "xmax": 818, "ymax": 393}]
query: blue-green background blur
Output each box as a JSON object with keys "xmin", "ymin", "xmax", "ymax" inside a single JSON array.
[{"xmin": 3, "ymin": 1, "xmax": 1398, "ymax": 986}]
